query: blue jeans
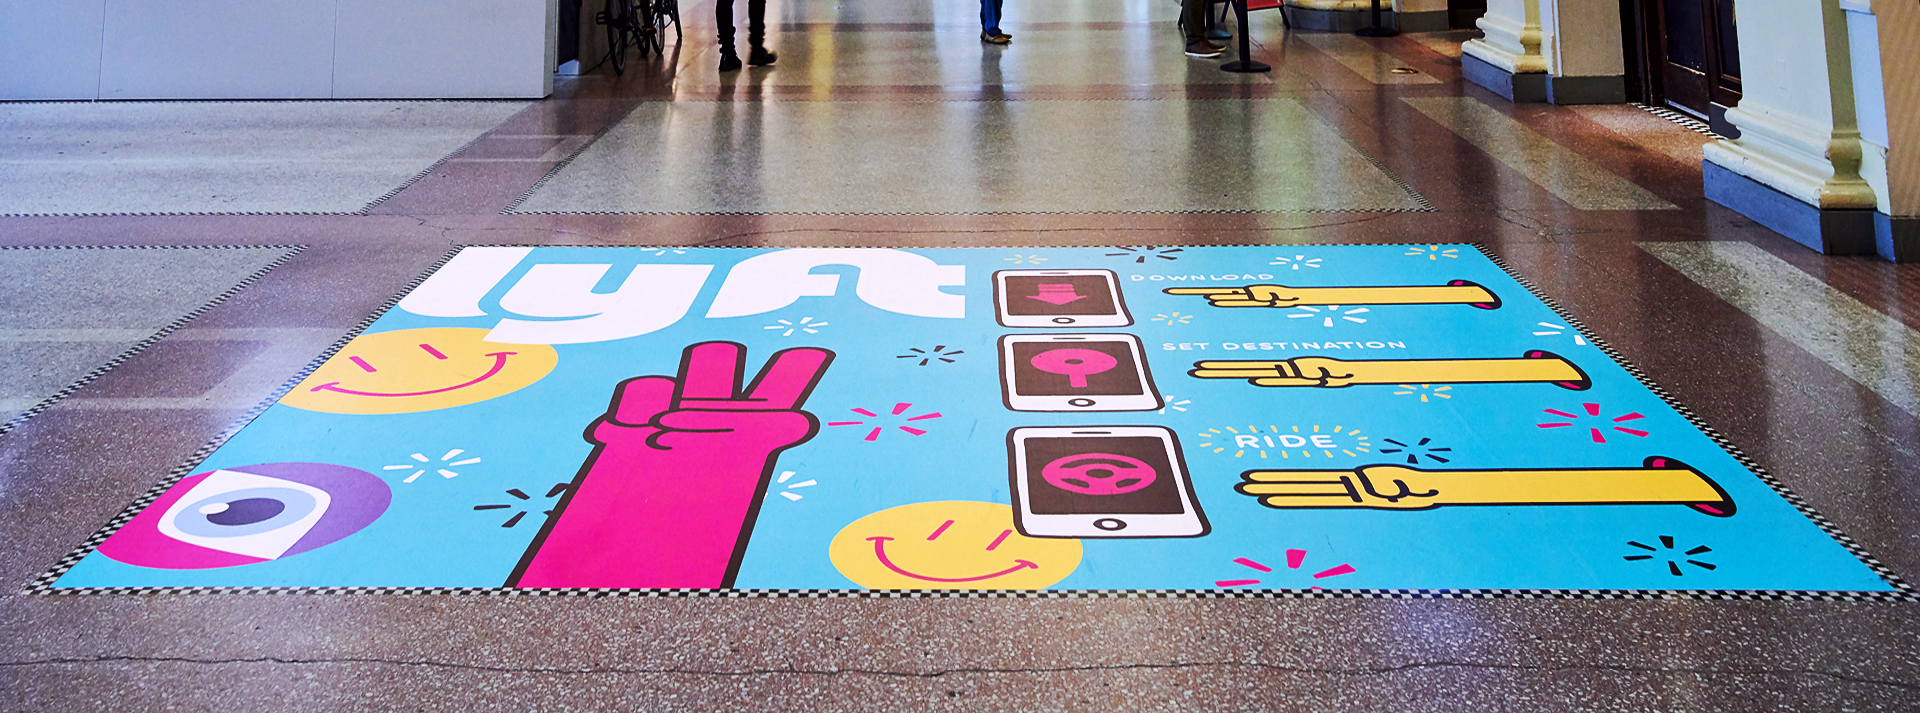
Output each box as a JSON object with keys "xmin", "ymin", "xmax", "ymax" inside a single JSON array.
[{"xmin": 981, "ymin": 0, "xmax": 1004, "ymax": 32}]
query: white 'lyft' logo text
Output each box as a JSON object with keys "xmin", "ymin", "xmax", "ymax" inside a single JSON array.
[{"xmin": 397, "ymin": 248, "xmax": 967, "ymax": 344}]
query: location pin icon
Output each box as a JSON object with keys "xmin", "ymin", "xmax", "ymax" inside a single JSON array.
[{"xmin": 1029, "ymin": 348, "xmax": 1119, "ymax": 388}]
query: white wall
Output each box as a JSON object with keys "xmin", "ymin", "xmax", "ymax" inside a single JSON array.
[
  {"xmin": 1, "ymin": 1, "xmax": 108, "ymax": 100},
  {"xmin": 1544, "ymin": 0, "xmax": 1622, "ymax": 78},
  {"xmin": 101, "ymin": 0, "xmax": 338, "ymax": 99},
  {"xmin": 1866, "ymin": 0, "xmax": 1917, "ymax": 218},
  {"xmin": 1, "ymin": 0, "xmax": 557, "ymax": 100}
]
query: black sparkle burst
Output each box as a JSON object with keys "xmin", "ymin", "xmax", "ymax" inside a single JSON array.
[{"xmin": 474, "ymin": 483, "xmax": 569, "ymax": 528}]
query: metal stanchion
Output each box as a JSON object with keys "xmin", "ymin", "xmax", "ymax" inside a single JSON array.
[
  {"xmin": 1219, "ymin": 0, "xmax": 1271, "ymax": 73},
  {"xmin": 1353, "ymin": 0, "xmax": 1398, "ymax": 37}
]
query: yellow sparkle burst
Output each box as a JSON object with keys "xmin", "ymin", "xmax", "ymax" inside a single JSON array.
[
  {"xmin": 1395, "ymin": 383, "xmax": 1454, "ymax": 403},
  {"xmin": 1403, "ymin": 245, "xmax": 1461, "ymax": 261}
]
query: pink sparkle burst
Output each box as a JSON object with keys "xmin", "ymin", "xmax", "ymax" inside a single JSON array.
[
  {"xmin": 1313, "ymin": 564, "xmax": 1356, "ymax": 579},
  {"xmin": 1538, "ymin": 402, "xmax": 1651, "ymax": 442},
  {"xmin": 1234, "ymin": 557, "xmax": 1272, "ymax": 573},
  {"xmin": 829, "ymin": 402, "xmax": 943, "ymax": 442},
  {"xmin": 1214, "ymin": 550, "xmax": 1355, "ymax": 590}
]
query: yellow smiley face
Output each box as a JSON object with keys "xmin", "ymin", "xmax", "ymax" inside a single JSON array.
[
  {"xmin": 829, "ymin": 501, "xmax": 1082, "ymax": 590},
  {"xmin": 282, "ymin": 327, "xmax": 557, "ymax": 415}
]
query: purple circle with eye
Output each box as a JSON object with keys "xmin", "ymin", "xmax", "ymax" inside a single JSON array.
[{"xmin": 99, "ymin": 462, "xmax": 391, "ymax": 570}]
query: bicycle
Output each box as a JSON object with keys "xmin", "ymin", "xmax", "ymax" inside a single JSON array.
[{"xmin": 597, "ymin": 0, "xmax": 681, "ymax": 75}]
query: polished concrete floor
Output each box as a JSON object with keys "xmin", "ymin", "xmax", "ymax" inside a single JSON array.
[{"xmin": 3, "ymin": 0, "xmax": 1920, "ymax": 707}]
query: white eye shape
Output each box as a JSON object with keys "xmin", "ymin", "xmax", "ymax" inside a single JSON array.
[{"xmin": 156, "ymin": 470, "xmax": 332, "ymax": 561}]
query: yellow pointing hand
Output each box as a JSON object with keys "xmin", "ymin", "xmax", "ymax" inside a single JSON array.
[
  {"xmin": 1164, "ymin": 280, "xmax": 1500, "ymax": 309},
  {"xmin": 1190, "ymin": 351, "xmax": 1592, "ymax": 390},
  {"xmin": 1235, "ymin": 456, "xmax": 1736, "ymax": 516}
]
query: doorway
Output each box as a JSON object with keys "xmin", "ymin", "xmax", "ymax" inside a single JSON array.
[
  {"xmin": 1626, "ymin": 0, "xmax": 1741, "ymax": 132},
  {"xmin": 1449, "ymin": 0, "xmax": 1487, "ymax": 29}
]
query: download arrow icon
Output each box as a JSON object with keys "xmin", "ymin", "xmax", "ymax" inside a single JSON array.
[{"xmin": 1027, "ymin": 283, "xmax": 1088, "ymax": 306}]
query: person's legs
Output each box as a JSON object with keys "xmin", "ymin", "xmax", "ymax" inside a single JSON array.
[
  {"xmin": 747, "ymin": 0, "xmax": 765, "ymax": 48},
  {"xmin": 1182, "ymin": 0, "xmax": 1208, "ymax": 43},
  {"xmin": 716, "ymin": 0, "xmax": 737, "ymax": 52},
  {"xmin": 1181, "ymin": 0, "xmax": 1220, "ymax": 55},
  {"xmin": 1207, "ymin": 1, "xmax": 1232, "ymax": 40},
  {"xmin": 980, "ymin": 0, "xmax": 1009, "ymax": 42},
  {"xmin": 717, "ymin": 0, "xmax": 742, "ymax": 70},
  {"xmin": 746, "ymin": 0, "xmax": 776, "ymax": 65}
]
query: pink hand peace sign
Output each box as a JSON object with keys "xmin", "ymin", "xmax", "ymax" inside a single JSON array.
[{"xmin": 512, "ymin": 342, "xmax": 834, "ymax": 590}]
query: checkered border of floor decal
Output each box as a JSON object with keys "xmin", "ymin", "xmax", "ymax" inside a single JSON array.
[
  {"xmin": 23, "ymin": 246, "xmax": 463, "ymax": 595},
  {"xmin": 28, "ymin": 586, "xmax": 1917, "ymax": 601},
  {"xmin": 26, "ymin": 242, "xmax": 1917, "ymax": 602},
  {"xmin": 1478, "ymin": 246, "xmax": 1914, "ymax": 601},
  {"xmin": 498, "ymin": 105, "xmax": 1438, "ymax": 217},
  {"xmin": 0, "ymin": 245, "xmax": 306, "ymax": 437},
  {"xmin": 1631, "ymin": 103, "xmax": 1725, "ymax": 140}
]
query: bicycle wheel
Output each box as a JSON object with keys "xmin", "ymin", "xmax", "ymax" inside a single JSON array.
[
  {"xmin": 603, "ymin": 0, "xmax": 631, "ymax": 74},
  {"xmin": 635, "ymin": 0, "xmax": 662, "ymax": 58},
  {"xmin": 655, "ymin": 0, "xmax": 680, "ymax": 45}
]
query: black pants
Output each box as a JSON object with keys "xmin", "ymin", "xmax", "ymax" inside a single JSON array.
[
  {"xmin": 1181, "ymin": 0, "xmax": 1210, "ymax": 44},
  {"xmin": 717, "ymin": 0, "xmax": 766, "ymax": 53}
]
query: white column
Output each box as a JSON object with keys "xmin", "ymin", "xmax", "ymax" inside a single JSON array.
[
  {"xmin": 1464, "ymin": 0, "xmax": 1548, "ymax": 75},
  {"xmin": 1842, "ymin": 0, "xmax": 1918, "ymax": 260},
  {"xmin": 1464, "ymin": 0, "xmax": 1621, "ymax": 103},
  {"xmin": 1703, "ymin": 0, "xmax": 1876, "ymax": 212}
]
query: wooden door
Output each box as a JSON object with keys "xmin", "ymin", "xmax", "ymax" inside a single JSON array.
[{"xmin": 1641, "ymin": 0, "xmax": 1741, "ymax": 118}]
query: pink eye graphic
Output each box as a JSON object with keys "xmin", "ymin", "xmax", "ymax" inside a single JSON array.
[
  {"xmin": 349, "ymin": 356, "xmax": 377, "ymax": 373},
  {"xmin": 986, "ymin": 530, "xmax": 1012, "ymax": 551},
  {"xmin": 927, "ymin": 519, "xmax": 955, "ymax": 540},
  {"xmin": 419, "ymin": 343, "xmax": 449, "ymax": 360}
]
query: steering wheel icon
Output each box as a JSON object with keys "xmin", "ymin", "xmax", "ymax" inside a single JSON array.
[{"xmin": 1041, "ymin": 453, "xmax": 1158, "ymax": 496}]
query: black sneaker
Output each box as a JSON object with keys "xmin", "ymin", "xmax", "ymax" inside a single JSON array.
[
  {"xmin": 748, "ymin": 47, "xmax": 777, "ymax": 66},
  {"xmin": 1184, "ymin": 41, "xmax": 1224, "ymax": 58},
  {"xmin": 719, "ymin": 52, "xmax": 743, "ymax": 72}
]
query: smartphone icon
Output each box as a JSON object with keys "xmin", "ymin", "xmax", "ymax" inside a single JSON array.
[
  {"xmin": 994, "ymin": 269, "xmax": 1132, "ymax": 328},
  {"xmin": 1007, "ymin": 426, "xmax": 1208, "ymax": 538},
  {"xmin": 999, "ymin": 334, "xmax": 1162, "ymax": 412}
]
